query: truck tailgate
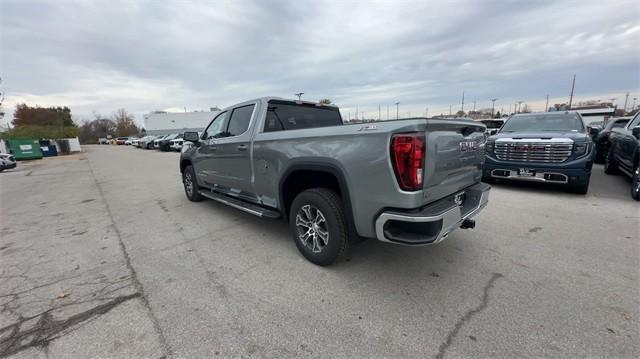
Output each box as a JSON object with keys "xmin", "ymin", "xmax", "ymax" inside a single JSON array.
[{"xmin": 423, "ymin": 119, "xmax": 486, "ymax": 203}]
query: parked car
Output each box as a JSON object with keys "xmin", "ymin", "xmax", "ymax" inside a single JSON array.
[
  {"xmin": 604, "ymin": 112, "xmax": 640, "ymax": 201},
  {"xmin": 583, "ymin": 120, "xmax": 604, "ymax": 142},
  {"xmin": 139, "ymin": 136, "xmax": 157, "ymax": 149},
  {"xmin": 180, "ymin": 97, "xmax": 490, "ymax": 265},
  {"xmin": 115, "ymin": 137, "xmax": 129, "ymax": 145},
  {"xmin": 594, "ymin": 117, "xmax": 631, "ymax": 163},
  {"xmin": 483, "ymin": 111, "xmax": 595, "ymax": 194},
  {"xmin": 480, "ymin": 119, "xmax": 504, "ymax": 136},
  {"xmin": 0, "ymin": 153, "xmax": 17, "ymax": 172},
  {"xmin": 130, "ymin": 138, "xmax": 140, "ymax": 147},
  {"xmin": 158, "ymin": 134, "xmax": 180, "ymax": 151},
  {"xmin": 153, "ymin": 135, "xmax": 167, "ymax": 149},
  {"xmin": 98, "ymin": 138, "xmax": 109, "ymax": 145},
  {"xmin": 170, "ymin": 138, "xmax": 184, "ymax": 151},
  {"xmin": 125, "ymin": 137, "xmax": 138, "ymax": 145}
]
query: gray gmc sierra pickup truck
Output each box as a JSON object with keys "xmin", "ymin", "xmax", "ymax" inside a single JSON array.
[{"xmin": 180, "ymin": 97, "xmax": 490, "ymax": 265}]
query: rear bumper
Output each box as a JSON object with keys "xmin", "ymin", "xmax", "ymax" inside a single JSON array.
[{"xmin": 374, "ymin": 182, "xmax": 490, "ymax": 245}]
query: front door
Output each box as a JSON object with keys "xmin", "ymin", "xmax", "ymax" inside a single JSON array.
[{"xmin": 194, "ymin": 111, "xmax": 228, "ymax": 187}]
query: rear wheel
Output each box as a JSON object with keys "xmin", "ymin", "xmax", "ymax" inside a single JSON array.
[
  {"xmin": 604, "ymin": 147, "xmax": 618, "ymax": 175},
  {"xmin": 289, "ymin": 188, "xmax": 349, "ymax": 266},
  {"xmin": 631, "ymin": 163, "xmax": 640, "ymax": 201},
  {"xmin": 183, "ymin": 165, "xmax": 203, "ymax": 202}
]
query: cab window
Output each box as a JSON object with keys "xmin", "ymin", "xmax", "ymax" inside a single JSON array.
[{"xmin": 203, "ymin": 112, "xmax": 228, "ymax": 140}]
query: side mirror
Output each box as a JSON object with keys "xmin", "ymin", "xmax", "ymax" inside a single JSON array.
[
  {"xmin": 588, "ymin": 127, "xmax": 600, "ymax": 136},
  {"xmin": 632, "ymin": 126, "xmax": 640, "ymax": 139},
  {"xmin": 183, "ymin": 132, "xmax": 200, "ymax": 143}
]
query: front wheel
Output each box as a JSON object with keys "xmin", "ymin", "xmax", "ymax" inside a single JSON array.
[
  {"xmin": 604, "ymin": 147, "xmax": 619, "ymax": 175},
  {"xmin": 631, "ymin": 164, "xmax": 640, "ymax": 201},
  {"xmin": 183, "ymin": 165, "xmax": 203, "ymax": 202},
  {"xmin": 569, "ymin": 177, "xmax": 590, "ymax": 195},
  {"xmin": 289, "ymin": 188, "xmax": 349, "ymax": 266}
]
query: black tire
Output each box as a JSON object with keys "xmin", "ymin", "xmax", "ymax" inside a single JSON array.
[
  {"xmin": 631, "ymin": 163, "xmax": 640, "ymax": 201},
  {"xmin": 569, "ymin": 177, "xmax": 590, "ymax": 195},
  {"xmin": 481, "ymin": 172, "xmax": 494, "ymax": 184},
  {"xmin": 594, "ymin": 144, "xmax": 606, "ymax": 164},
  {"xmin": 183, "ymin": 165, "xmax": 203, "ymax": 202},
  {"xmin": 604, "ymin": 146, "xmax": 618, "ymax": 175},
  {"xmin": 289, "ymin": 188, "xmax": 349, "ymax": 266}
]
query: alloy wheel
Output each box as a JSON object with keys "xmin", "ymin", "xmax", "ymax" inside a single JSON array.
[{"xmin": 295, "ymin": 205, "xmax": 329, "ymax": 253}]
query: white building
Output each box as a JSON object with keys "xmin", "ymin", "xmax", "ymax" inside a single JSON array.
[
  {"xmin": 572, "ymin": 108, "xmax": 616, "ymax": 125},
  {"xmin": 143, "ymin": 109, "xmax": 220, "ymax": 136}
]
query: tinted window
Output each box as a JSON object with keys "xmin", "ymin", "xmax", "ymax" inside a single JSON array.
[
  {"xmin": 227, "ymin": 105, "xmax": 254, "ymax": 136},
  {"xmin": 203, "ymin": 112, "xmax": 228, "ymax": 139},
  {"xmin": 501, "ymin": 113, "xmax": 585, "ymax": 133},
  {"xmin": 628, "ymin": 114, "xmax": 640, "ymax": 129},
  {"xmin": 606, "ymin": 119, "xmax": 629, "ymax": 129},
  {"xmin": 264, "ymin": 101, "xmax": 343, "ymax": 132}
]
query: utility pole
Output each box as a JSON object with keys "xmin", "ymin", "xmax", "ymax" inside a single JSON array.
[
  {"xmin": 490, "ymin": 98, "xmax": 498, "ymax": 118},
  {"xmin": 449, "ymin": 104, "xmax": 452, "ymax": 116},
  {"xmin": 568, "ymin": 74, "xmax": 576, "ymax": 109},
  {"xmin": 378, "ymin": 104, "xmax": 381, "ymax": 121},
  {"xmin": 517, "ymin": 101, "xmax": 523, "ymax": 113},
  {"xmin": 461, "ymin": 90, "xmax": 465, "ymax": 113},
  {"xmin": 295, "ymin": 92, "xmax": 304, "ymax": 100},
  {"xmin": 348, "ymin": 111, "xmax": 351, "ymax": 122},
  {"xmin": 387, "ymin": 104, "xmax": 389, "ymax": 120},
  {"xmin": 395, "ymin": 102, "xmax": 400, "ymax": 120},
  {"xmin": 623, "ymin": 92, "xmax": 629, "ymax": 113},
  {"xmin": 633, "ymin": 97, "xmax": 637, "ymax": 111},
  {"xmin": 545, "ymin": 94, "xmax": 549, "ymax": 112}
]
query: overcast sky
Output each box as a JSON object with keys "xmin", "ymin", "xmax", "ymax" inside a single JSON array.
[{"xmin": 1, "ymin": 0, "xmax": 639, "ymax": 125}]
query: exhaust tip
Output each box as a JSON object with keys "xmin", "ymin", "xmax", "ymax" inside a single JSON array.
[{"xmin": 460, "ymin": 219, "xmax": 476, "ymax": 229}]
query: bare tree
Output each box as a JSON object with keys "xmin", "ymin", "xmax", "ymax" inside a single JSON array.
[{"xmin": 112, "ymin": 108, "xmax": 139, "ymax": 137}]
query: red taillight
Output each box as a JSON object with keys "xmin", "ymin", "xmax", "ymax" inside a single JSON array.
[{"xmin": 391, "ymin": 133, "xmax": 425, "ymax": 191}]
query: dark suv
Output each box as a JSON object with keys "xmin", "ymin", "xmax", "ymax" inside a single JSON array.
[
  {"xmin": 595, "ymin": 117, "xmax": 631, "ymax": 163},
  {"xmin": 604, "ymin": 112, "xmax": 640, "ymax": 200},
  {"xmin": 483, "ymin": 112, "xmax": 594, "ymax": 194}
]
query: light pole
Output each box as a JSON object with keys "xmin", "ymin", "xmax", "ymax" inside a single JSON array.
[
  {"xmin": 395, "ymin": 102, "xmax": 400, "ymax": 120},
  {"xmin": 545, "ymin": 94, "xmax": 549, "ymax": 112},
  {"xmin": 517, "ymin": 101, "xmax": 523, "ymax": 113},
  {"xmin": 633, "ymin": 97, "xmax": 637, "ymax": 111},
  {"xmin": 490, "ymin": 98, "xmax": 498, "ymax": 118},
  {"xmin": 295, "ymin": 92, "xmax": 304, "ymax": 100}
]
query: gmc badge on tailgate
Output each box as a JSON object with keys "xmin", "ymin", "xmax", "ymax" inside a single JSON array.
[{"xmin": 459, "ymin": 141, "xmax": 479, "ymax": 152}]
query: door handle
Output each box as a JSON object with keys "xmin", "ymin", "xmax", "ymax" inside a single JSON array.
[
  {"xmin": 237, "ymin": 144, "xmax": 248, "ymax": 151},
  {"xmin": 208, "ymin": 145, "xmax": 217, "ymax": 151}
]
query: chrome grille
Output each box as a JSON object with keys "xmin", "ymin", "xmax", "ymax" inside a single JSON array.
[{"xmin": 494, "ymin": 142, "xmax": 573, "ymax": 163}]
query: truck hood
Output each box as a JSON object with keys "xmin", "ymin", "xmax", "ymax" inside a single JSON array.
[{"xmin": 490, "ymin": 131, "xmax": 589, "ymax": 142}]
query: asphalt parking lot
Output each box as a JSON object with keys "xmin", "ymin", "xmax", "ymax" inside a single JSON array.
[{"xmin": 1, "ymin": 145, "xmax": 638, "ymax": 358}]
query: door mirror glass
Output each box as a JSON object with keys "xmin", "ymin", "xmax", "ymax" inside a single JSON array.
[{"xmin": 183, "ymin": 132, "xmax": 200, "ymax": 142}]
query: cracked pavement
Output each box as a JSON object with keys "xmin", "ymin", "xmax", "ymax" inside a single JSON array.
[{"xmin": 1, "ymin": 146, "xmax": 638, "ymax": 358}]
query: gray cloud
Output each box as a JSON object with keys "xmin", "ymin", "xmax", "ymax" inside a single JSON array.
[{"xmin": 1, "ymin": 0, "xmax": 638, "ymax": 123}]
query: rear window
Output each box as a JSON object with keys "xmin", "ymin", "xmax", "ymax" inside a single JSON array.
[
  {"xmin": 501, "ymin": 113, "xmax": 585, "ymax": 133},
  {"xmin": 264, "ymin": 101, "xmax": 343, "ymax": 132}
]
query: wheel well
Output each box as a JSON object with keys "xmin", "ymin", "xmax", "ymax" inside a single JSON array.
[
  {"xmin": 180, "ymin": 159, "xmax": 191, "ymax": 173},
  {"xmin": 281, "ymin": 170, "xmax": 342, "ymax": 219}
]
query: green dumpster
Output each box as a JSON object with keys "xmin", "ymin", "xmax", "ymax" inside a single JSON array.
[{"xmin": 7, "ymin": 139, "xmax": 43, "ymax": 160}]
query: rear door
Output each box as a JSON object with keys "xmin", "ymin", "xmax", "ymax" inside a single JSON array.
[
  {"xmin": 422, "ymin": 119, "xmax": 486, "ymax": 201},
  {"xmin": 619, "ymin": 114, "xmax": 640, "ymax": 171}
]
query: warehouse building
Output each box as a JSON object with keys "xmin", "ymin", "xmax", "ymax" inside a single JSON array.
[{"xmin": 143, "ymin": 109, "xmax": 220, "ymax": 136}]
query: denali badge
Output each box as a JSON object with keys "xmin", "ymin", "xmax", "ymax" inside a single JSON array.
[{"xmin": 459, "ymin": 141, "xmax": 478, "ymax": 152}]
